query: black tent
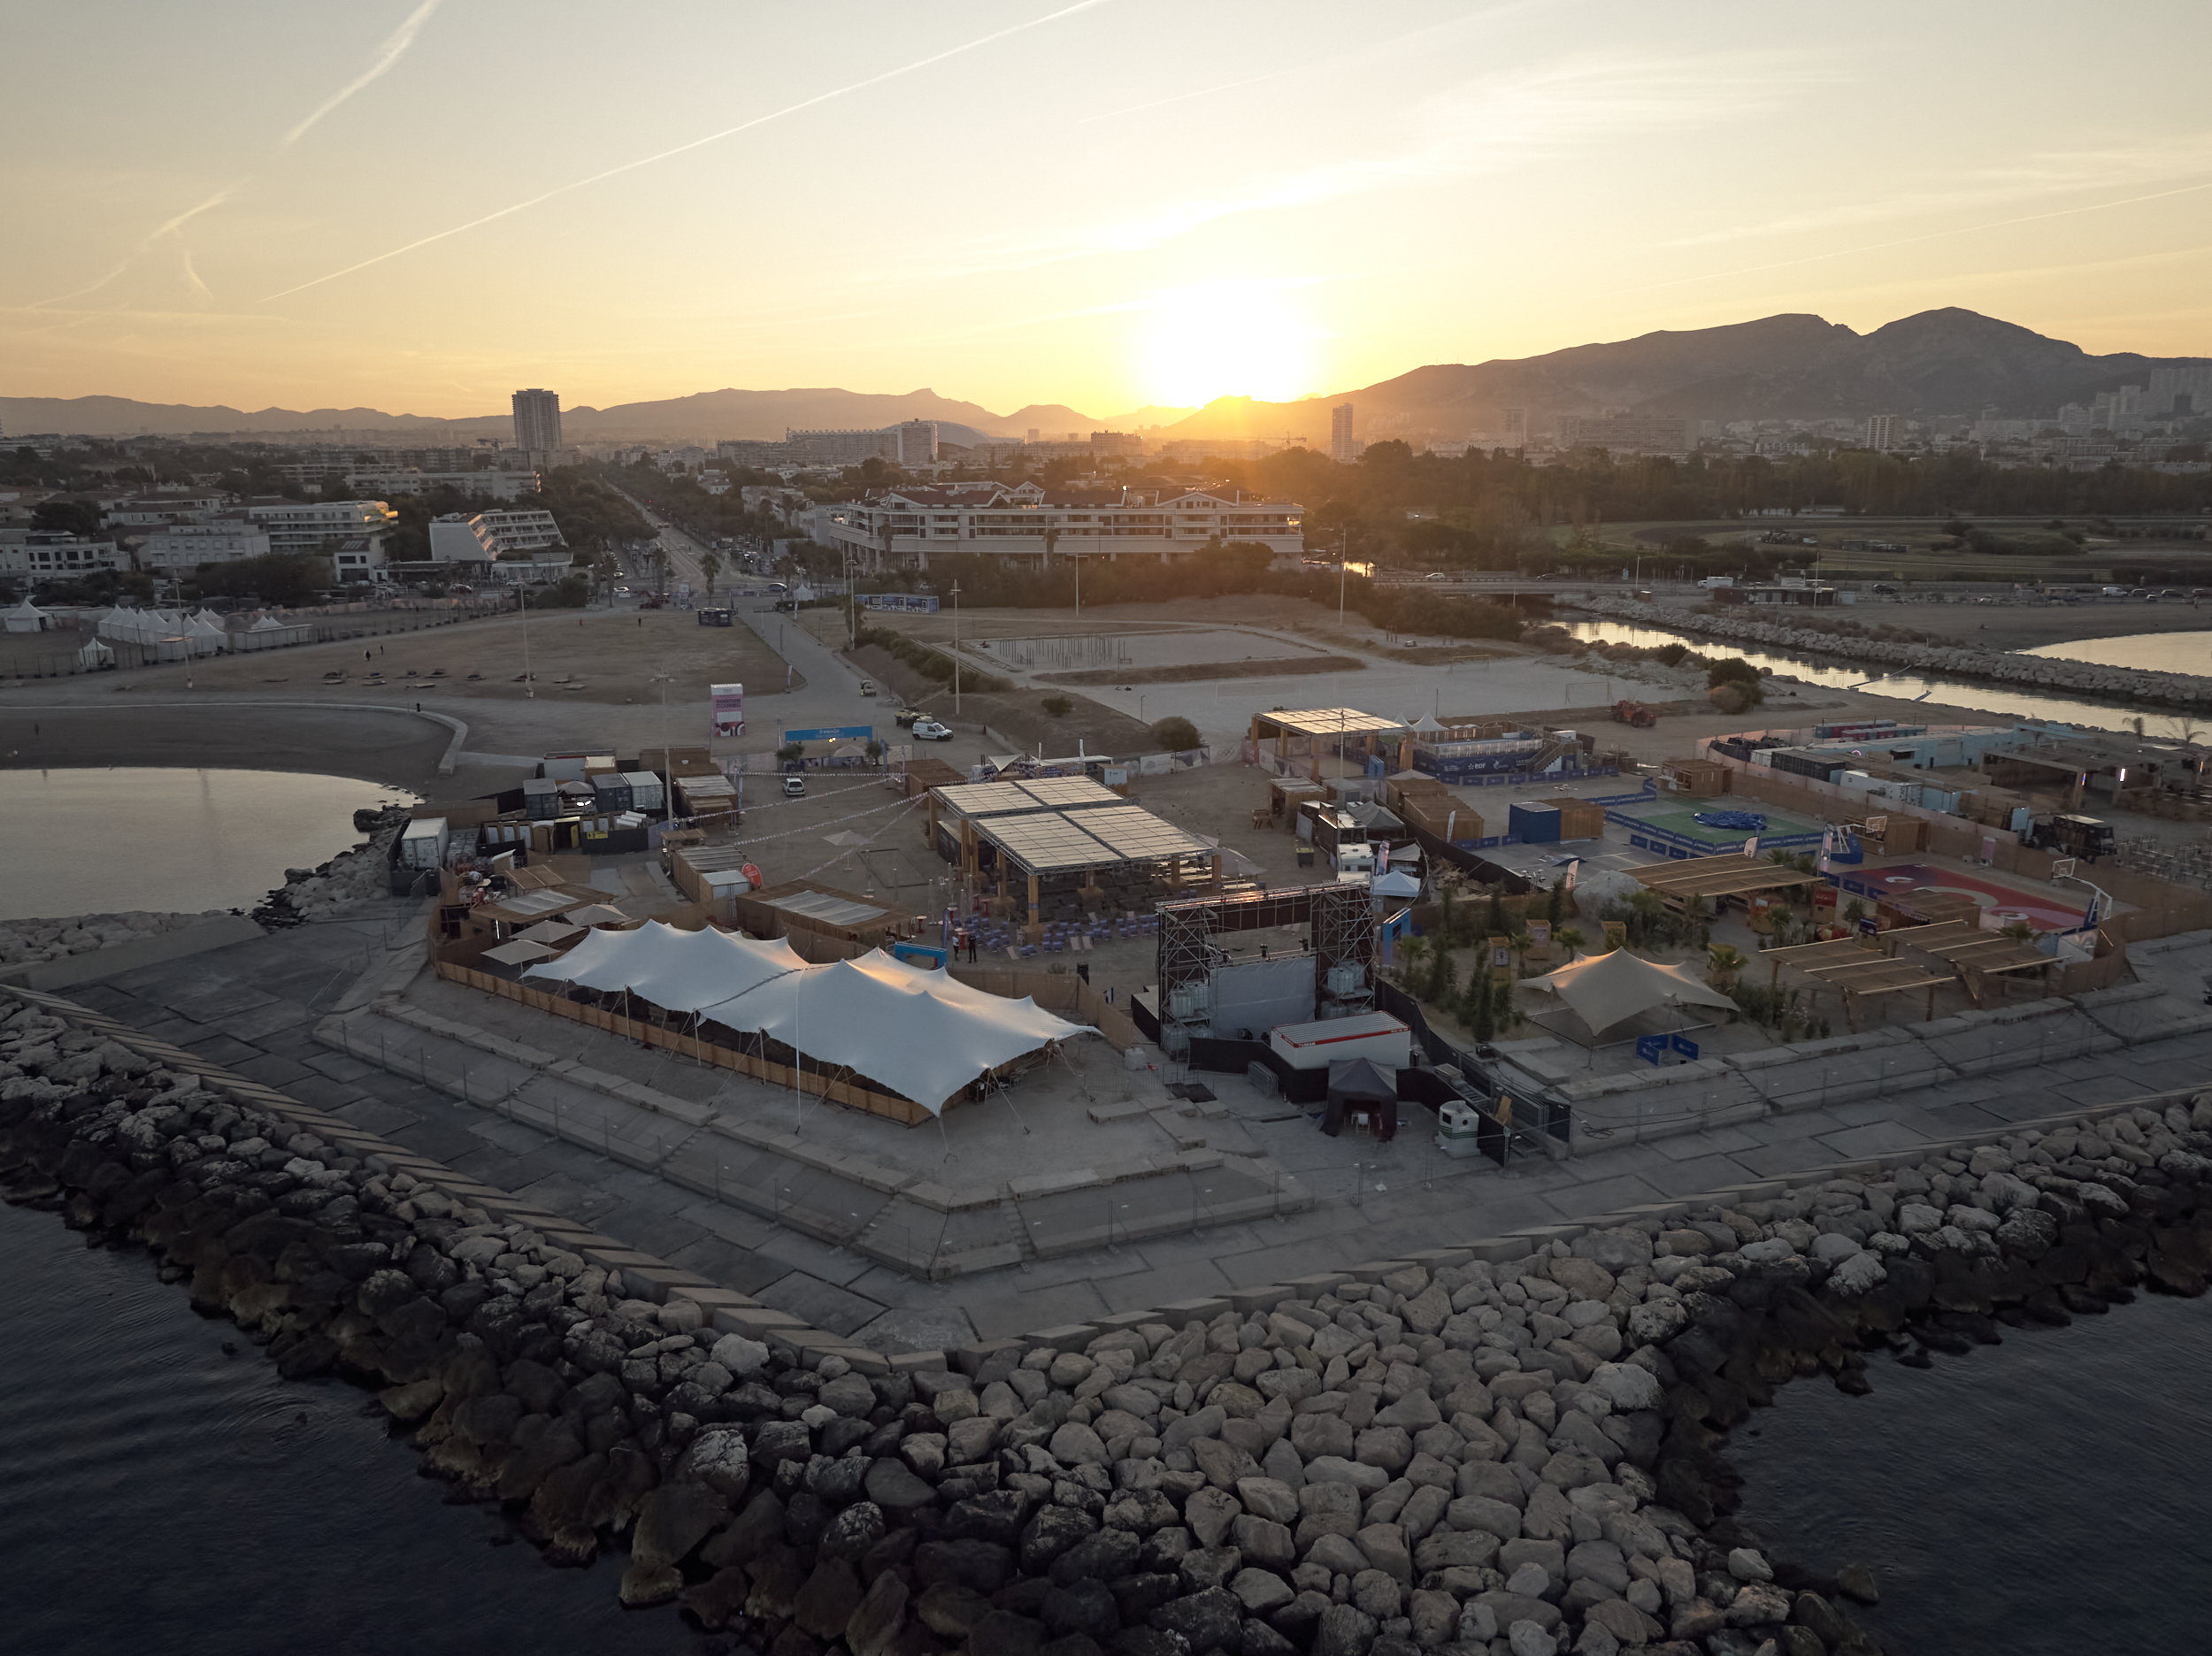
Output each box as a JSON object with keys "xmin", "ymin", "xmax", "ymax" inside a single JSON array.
[{"xmin": 1321, "ymin": 1057, "xmax": 1399, "ymax": 1139}]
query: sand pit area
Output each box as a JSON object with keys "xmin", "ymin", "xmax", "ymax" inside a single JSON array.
[{"xmin": 7, "ymin": 609, "xmax": 799, "ymax": 708}]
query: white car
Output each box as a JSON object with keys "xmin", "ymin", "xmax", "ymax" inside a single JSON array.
[{"xmin": 911, "ymin": 719, "xmax": 954, "ymax": 742}]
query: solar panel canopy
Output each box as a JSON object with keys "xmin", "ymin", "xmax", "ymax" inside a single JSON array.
[{"xmin": 933, "ymin": 776, "xmax": 1121, "ymax": 818}]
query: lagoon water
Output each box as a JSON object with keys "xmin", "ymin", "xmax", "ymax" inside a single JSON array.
[
  {"xmin": 0, "ymin": 768, "xmax": 411, "ymax": 922},
  {"xmin": 1726, "ymin": 1287, "xmax": 2212, "ymax": 1655},
  {"xmin": 0, "ymin": 1198, "xmax": 690, "ymax": 1656},
  {"xmin": 1560, "ymin": 620, "xmax": 2211, "ymax": 736}
]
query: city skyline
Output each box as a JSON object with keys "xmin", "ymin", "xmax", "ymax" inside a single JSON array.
[{"xmin": 6, "ymin": 0, "xmax": 2209, "ymax": 419}]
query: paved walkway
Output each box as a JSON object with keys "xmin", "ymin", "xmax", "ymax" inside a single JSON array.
[{"xmin": 61, "ymin": 911, "xmax": 2212, "ymax": 1349}]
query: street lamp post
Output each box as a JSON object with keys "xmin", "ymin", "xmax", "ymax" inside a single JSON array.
[
  {"xmin": 518, "ymin": 584, "xmax": 533, "ymax": 699},
  {"xmin": 1338, "ymin": 528, "xmax": 1348, "ymax": 634},
  {"xmin": 950, "ymin": 579, "xmax": 963, "ymax": 717}
]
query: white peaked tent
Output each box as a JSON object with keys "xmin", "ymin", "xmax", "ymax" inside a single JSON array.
[
  {"xmin": 184, "ymin": 611, "xmax": 227, "ymax": 656},
  {"xmin": 5, "ymin": 598, "xmax": 50, "ymax": 632},
  {"xmin": 1521, "ymin": 948, "xmax": 1739, "ymax": 1036},
  {"xmin": 76, "ymin": 639, "xmax": 115, "ymax": 670},
  {"xmin": 524, "ymin": 921, "xmax": 1094, "ymax": 1112}
]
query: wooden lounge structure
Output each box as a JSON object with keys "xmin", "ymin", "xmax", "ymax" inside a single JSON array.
[
  {"xmin": 1633, "ymin": 851, "xmax": 1826, "ymax": 908},
  {"xmin": 1757, "ymin": 916, "xmax": 2052, "ymax": 1024}
]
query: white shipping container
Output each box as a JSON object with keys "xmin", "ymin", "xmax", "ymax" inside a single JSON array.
[
  {"xmin": 622, "ymin": 770, "xmax": 665, "ymax": 810},
  {"xmin": 398, "ymin": 816, "xmax": 449, "ymax": 870},
  {"xmin": 1268, "ymin": 1011, "xmax": 1410, "ymax": 1072}
]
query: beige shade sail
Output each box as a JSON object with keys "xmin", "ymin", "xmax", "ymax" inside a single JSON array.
[{"xmin": 1521, "ymin": 947, "xmax": 1740, "ymax": 1035}]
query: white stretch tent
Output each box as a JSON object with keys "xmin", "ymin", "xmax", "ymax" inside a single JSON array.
[
  {"xmin": 4, "ymin": 598, "xmax": 50, "ymax": 632},
  {"xmin": 524, "ymin": 920, "xmax": 1094, "ymax": 1111},
  {"xmin": 1521, "ymin": 948, "xmax": 1738, "ymax": 1035}
]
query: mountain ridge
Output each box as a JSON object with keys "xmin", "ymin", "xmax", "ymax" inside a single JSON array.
[{"xmin": 5, "ymin": 308, "xmax": 2202, "ymax": 446}]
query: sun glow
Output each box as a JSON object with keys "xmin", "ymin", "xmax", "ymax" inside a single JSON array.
[{"xmin": 1137, "ymin": 281, "xmax": 1318, "ymax": 408}]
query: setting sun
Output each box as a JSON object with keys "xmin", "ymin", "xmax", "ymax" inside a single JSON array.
[{"xmin": 1137, "ymin": 280, "xmax": 1319, "ymax": 410}]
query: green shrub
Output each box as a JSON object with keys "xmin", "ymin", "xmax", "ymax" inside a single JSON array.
[
  {"xmin": 1151, "ymin": 715, "xmax": 1201, "ymax": 751},
  {"xmin": 1041, "ymin": 694, "xmax": 1072, "ymax": 718}
]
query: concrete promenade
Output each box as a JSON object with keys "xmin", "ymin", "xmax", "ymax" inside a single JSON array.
[{"xmin": 50, "ymin": 908, "xmax": 2212, "ymax": 1356}]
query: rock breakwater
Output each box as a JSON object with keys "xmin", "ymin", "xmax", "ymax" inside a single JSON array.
[
  {"xmin": 0, "ymin": 910, "xmax": 238, "ymax": 969},
  {"xmin": 251, "ymin": 805, "xmax": 411, "ymax": 928},
  {"xmin": 1571, "ymin": 596, "xmax": 2212, "ymax": 711},
  {"xmin": 4, "ymin": 986, "xmax": 2211, "ymax": 1656}
]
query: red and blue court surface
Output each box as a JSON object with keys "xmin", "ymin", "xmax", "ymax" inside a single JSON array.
[{"xmin": 1832, "ymin": 862, "xmax": 2087, "ymax": 932}]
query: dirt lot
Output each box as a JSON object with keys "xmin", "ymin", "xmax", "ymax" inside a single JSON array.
[
  {"xmin": 846, "ymin": 643, "xmax": 1159, "ymax": 756},
  {"xmin": 1859, "ymin": 597, "xmax": 2212, "ymax": 652},
  {"xmin": 3, "ymin": 610, "xmax": 800, "ymax": 708}
]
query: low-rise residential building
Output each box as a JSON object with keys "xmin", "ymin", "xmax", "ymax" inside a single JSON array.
[
  {"xmin": 812, "ymin": 482, "xmax": 1304, "ymax": 569},
  {"xmin": 246, "ymin": 499, "xmax": 397, "ymax": 569},
  {"xmin": 0, "ymin": 533, "xmax": 128, "ymax": 578},
  {"xmin": 139, "ymin": 521, "xmax": 273, "ymax": 571},
  {"xmin": 102, "ymin": 494, "xmax": 232, "ymax": 528},
  {"xmin": 345, "ymin": 468, "xmax": 540, "ymax": 501},
  {"xmin": 423, "ymin": 509, "xmax": 570, "ymax": 581}
]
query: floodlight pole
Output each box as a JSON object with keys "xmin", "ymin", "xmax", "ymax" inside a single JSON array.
[
  {"xmin": 518, "ymin": 584, "xmax": 533, "ymax": 698},
  {"xmin": 951, "ymin": 579, "xmax": 964, "ymax": 717}
]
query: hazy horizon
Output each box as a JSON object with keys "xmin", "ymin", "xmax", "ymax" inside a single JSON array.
[{"xmin": 7, "ymin": 0, "xmax": 2209, "ymax": 418}]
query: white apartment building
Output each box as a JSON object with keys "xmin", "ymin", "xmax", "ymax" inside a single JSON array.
[
  {"xmin": 812, "ymin": 483, "xmax": 1304, "ymax": 570},
  {"xmin": 103, "ymin": 494, "xmax": 232, "ymax": 528},
  {"xmin": 346, "ymin": 468, "xmax": 540, "ymax": 501},
  {"xmin": 0, "ymin": 533, "xmax": 128, "ymax": 578},
  {"xmin": 1863, "ymin": 414, "xmax": 1899, "ymax": 453},
  {"xmin": 140, "ymin": 521, "xmax": 273, "ymax": 571},
  {"xmin": 425, "ymin": 510, "xmax": 571, "ymax": 581},
  {"xmin": 246, "ymin": 500, "xmax": 398, "ymax": 567}
]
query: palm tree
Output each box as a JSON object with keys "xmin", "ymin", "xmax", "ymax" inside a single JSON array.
[
  {"xmin": 700, "ymin": 551, "xmax": 723, "ymax": 598},
  {"xmin": 1508, "ymin": 929, "xmax": 1533, "ymax": 977},
  {"xmin": 1706, "ymin": 943, "xmax": 1745, "ymax": 989},
  {"xmin": 1555, "ymin": 926, "xmax": 1586, "ymax": 962}
]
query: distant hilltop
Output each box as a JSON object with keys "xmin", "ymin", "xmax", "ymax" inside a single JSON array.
[{"xmin": 5, "ymin": 308, "xmax": 2205, "ymax": 447}]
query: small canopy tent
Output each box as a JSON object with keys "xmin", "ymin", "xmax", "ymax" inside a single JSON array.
[
  {"xmin": 1321, "ymin": 1056, "xmax": 1399, "ymax": 1139},
  {"xmin": 1521, "ymin": 947, "xmax": 1738, "ymax": 1037},
  {"xmin": 76, "ymin": 639, "xmax": 114, "ymax": 670},
  {"xmin": 1371, "ymin": 869, "xmax": 1421, "ymax": 901},
  {"xmin": 4, "ymin": 598, "xmax": 50, "ymax": 633},
  {"xmin": 481, "ymin": 938, "xmax": 558, "ymax": 967}
]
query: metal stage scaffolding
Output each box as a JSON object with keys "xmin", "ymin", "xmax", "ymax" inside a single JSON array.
[{"xmin": 1154, "ymin": 883, "xmax": 1376, "ymax": 1055}]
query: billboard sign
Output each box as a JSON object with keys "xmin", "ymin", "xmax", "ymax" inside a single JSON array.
[
  {"xmin": 710, "ymin": 683, "xmax": 744, "ymax": 738},
  {"xmin": 780, "ymin": 724, "xmax": 874, "ymax": 743}
]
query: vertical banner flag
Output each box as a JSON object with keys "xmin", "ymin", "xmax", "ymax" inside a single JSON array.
[
  {"xmin": 2081, "ymin": 892, "xmax": 2102, "ymax": 931},
  {"xmin": 1743, "ymin": 833, "xmax": 1760, "ymax": 860},
  {"xmin": 1563, "ymin": 857, "xmax": 1579, "ymax": 892},
  {"xmin": 710, "ymin": 683, "xmax": 745, "ymax": 738},
  {"xmin": 1817, "ymin": 825, "xmax": 1834, "ymax": 874}
]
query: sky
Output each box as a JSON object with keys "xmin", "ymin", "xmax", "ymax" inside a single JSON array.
[{"xmin": 5, "ymin": 0, "xmax": 2210, "ymax": 421}]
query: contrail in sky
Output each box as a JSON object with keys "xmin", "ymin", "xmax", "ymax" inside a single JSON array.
[
  {"xmin": 30, "ymin": 0, "xmax": 445, "ymax": 308},
  {"xmin": 280, "ymin": 0, "xmax": 445, "ymax": 149},
  {"xmin": 1594, "ymin": 176, "xmax": 2212, "ymax": 298},
  {"xmin": 261, "ymin": 0, "xmax": 1115, "ymax": 302}
]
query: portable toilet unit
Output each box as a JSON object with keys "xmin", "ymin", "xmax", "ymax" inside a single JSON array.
[
  {"xmin": 621, "ymin": 770, "xmax": 666, "ymax": 812},
  {"xmin": 1508, "ymin": 801, "xmax": 1562, "ymax": 844},
  {"xmin": 1436, "ymin": 1097, "xmax": 1489, "ymax": 1159},
  {"xmin": 397, "ymin": 816, "xmax": 449, "ymax": 871}
]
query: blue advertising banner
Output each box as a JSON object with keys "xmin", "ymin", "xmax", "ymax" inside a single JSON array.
[
  {"xmin": 781, "ymin": 724, "xmax": 875, "ymax": 743},
  {"xmin": 1670, "ymin": 1034, "xmax": 1700, "ymax": 1061},
  {"xmin": 1635, "ymin": 1034, "xmax": 1667, "ymax": 1065}
]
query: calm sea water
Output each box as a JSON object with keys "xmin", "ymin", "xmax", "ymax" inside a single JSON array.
[
  {"xmin": 0, "ymin": 1198, "xmax": 694, "ymax": 1656},
  {"xmin": 2024, "ymin": 629, "xmax": 2212, "ymax": 678},
  {"xmin": 0, "ymin": 768, "xmax": 412, "ymax": 921},
  {"xmin": 1561, "ymin": 620, "xmax": 2211, "ymax": 736},
  {"xmin": 1726, "ymin": 1286, "xmax": 2212, "ymax": 1656}
]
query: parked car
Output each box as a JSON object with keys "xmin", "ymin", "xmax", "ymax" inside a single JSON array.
[
  {"xmin": 911, "ymin": 719, "xmax": 954, "ymax": 741},
  {"xmin": 781, "ymin": 775, "xmax": 806, "ymax": 798},
  {"xmin": 894, "ymin": 706, "xmax": 926, "ymax": 727},
  {"xmin": 857, "ymin": 679, "xmax": 876, "ymax": 696}
]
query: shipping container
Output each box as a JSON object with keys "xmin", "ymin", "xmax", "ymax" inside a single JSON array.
[
  {"xmin": 398, "ymin": 816, "xmax": 449, "ymax": 870},
  {"xmin": 590, "ymin": 774, "xmax": 634, "ymax": 812},
  {"xmin": 620, "ymin": 770, "xmax": 665, "ymax": 812},
  {"xmin": 520, "ymin": 778, "xmax": 563, "ymax": 820},
  {"xmin": 1508, "ymin": 801, "xmax": 1563, "ymax": 844},
  {"xmin": 1269, "ymin": 1011, "xmax": 1410, "ymax": 1071}
]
